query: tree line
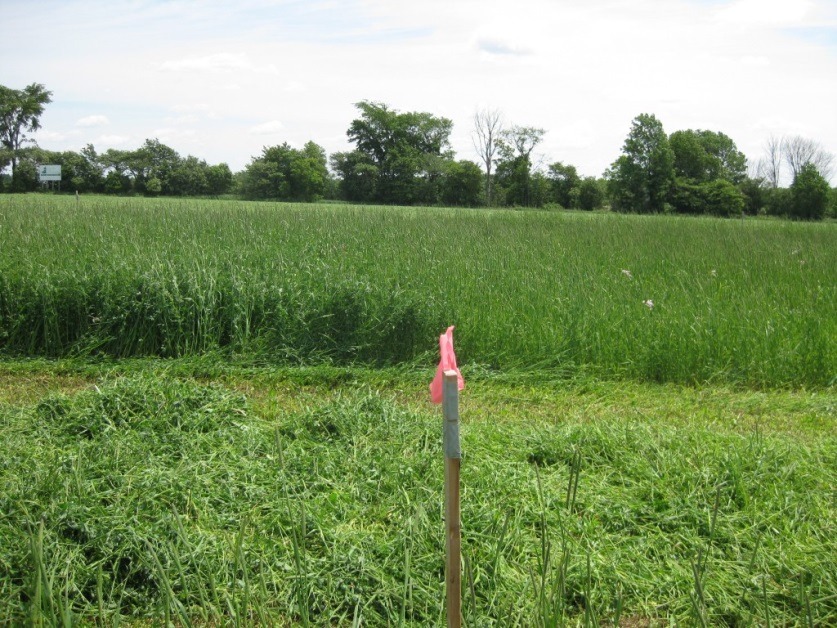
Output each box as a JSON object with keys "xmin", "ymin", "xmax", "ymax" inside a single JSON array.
[{"xmin": 2, "ymin": 83, "xmax": 835, "ymax": 218}]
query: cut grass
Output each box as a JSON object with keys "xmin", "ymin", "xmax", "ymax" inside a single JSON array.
[{"xmin": 0, "ymin": 362, "xmax": 834, "ymax": 624}]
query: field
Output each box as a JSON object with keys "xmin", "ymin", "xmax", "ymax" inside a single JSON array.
[
  {"xmin": 1, "ymin": 195, "xmax": 835, "ymax": 386},
  {"xmin": 0, "ymin": 195, "xmax": 835, "ymax": 625}
]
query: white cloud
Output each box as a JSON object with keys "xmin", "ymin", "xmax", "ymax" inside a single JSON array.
[
  {"xmin": 96, "ymin": 134, "xmax": 131, "ymax": 146},
  {"xmin": 475, "ymin": 36, "xmax": 532, "ymax": 56},
  {"xmin": 76, "ymin": 114, "xmax": 110, "ymax": 127},
  {"xmin": 715, "ymin": 0, "xmax": 814, "ymax": 26},
  {"xmin": 37, "ymin": 129, "xmax": 81, "ymax": 142},
  {"xmin": 249, "ymin": 120, "xmax": 285, "ymax": 135},
  {"xmin": 160, "ymin": 52, "xmax": 278, "ymax": 75}
]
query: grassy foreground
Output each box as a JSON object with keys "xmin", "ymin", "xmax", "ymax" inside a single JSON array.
[
  {"xmin": 1, "ymin": 195, "xmax": 835, "ymax": 387},
  {"xmin": 1, "ymin": 360, "xmax": 834, "ymax": 625}
]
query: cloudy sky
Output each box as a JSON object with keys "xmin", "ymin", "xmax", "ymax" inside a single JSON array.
[{"xmin": 3, "ymin": 0, "xmax": 836, "ymax": 179}]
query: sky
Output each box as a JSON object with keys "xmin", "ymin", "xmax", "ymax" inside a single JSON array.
[{"xmin": 3, "ymin": 0, "xmax": 836, "ymax": 180}]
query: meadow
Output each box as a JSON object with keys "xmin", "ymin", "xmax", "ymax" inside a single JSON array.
[
  {"xmin": 1, "ymin": 194, "xmax": 835, "ymax": 386},
  {"xmin": 0, "ymin": 195, "xmax": 834, "ymax": 625}
]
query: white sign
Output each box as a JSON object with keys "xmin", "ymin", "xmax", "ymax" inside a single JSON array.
[{"xmin": 38, "ymin": 165, "xmax": 62, "ymax": 182}]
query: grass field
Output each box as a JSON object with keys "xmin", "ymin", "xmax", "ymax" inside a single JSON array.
[
  {"xmin": 1, "ymin": 194, "xmax": 835, "ymax": 386},
  {"xmin": 0, "ymin": 195, "xmax": 834, "ymax": 624}
]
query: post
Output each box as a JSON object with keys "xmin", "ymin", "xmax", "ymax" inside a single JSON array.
[{"xmin": 443, "ymin": 370, "xmax": 461, "ymax": 628}]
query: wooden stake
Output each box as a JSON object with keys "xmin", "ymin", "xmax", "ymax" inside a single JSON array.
[{"xmin": 443, "ymin": 370, "xmax": 461, "ymax": 628}]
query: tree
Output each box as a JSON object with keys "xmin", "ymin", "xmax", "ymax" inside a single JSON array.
[
  {"xmin": 441, "ymin": 160, "xmax": 483, "ymax": 206},
  {"xmin": 756, "ymin": 135, "xmax": 783, "ymax": 188},
  {"xmin": 496, "ymin": 125, "xmax": 545, "ymax": 207},
  {"xmin": 343, "ymin": 101, "xmax": 453, "ymax": 205},
  {"xmin": 607, "ymin": 114, "xmax": 674, "ymax": 213},
  {"xmin": 331, "ymin": 150, "xmax": 378, "ymax": 202},
  {"xmin": 790, "ymin": 163, "xmax": 829, "ymax": 220},
  {"xmin": 783, "ymin": 135, "xmax": 833, "ymax": 182},
  {"xmin": 670, "ymin": 130, "xmax": 746, "ymax": 185},
  {"xmin": 577, "ymin": 177, "xmax": 605, "ymax": 210},
  {"xmin": 547, "ymin": 162, "xmax": 580, "ymax": 208},
  {"xmin": 472, "ymin": 108, "xmax": 503, "ymax": 206},
  {"xmin": 0, "ymin": 83, "xmax": 52, "ymax": 179},
  {"xmin": 241, "ymin": 141, "xmax": 328, "ymax": 201}
]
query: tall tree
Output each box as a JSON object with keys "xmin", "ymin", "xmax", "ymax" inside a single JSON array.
[
  {"xmin": 472, "ymin": 108, "xmax": 503, "ymax": 206},
  {"xmin": 241, "ymin": 141, "xmax": 328, "ymax": 201},
  {"xmin": 343, "ymin": 101, "xmax": 453, "ymax": 205},
  {"xmin": 496, "ymin": 125, "xmax": 545, "ymax": 207},
  {"xmin": 783, "ymin": 135, "xmax": 833, "ymax": 182},
  {"xmin": 790, "ymin": 163, "xmax": 830, "ymax": 220},
  {"xmin": 547, "ymin": 161, "xmax": 581, "ymax": 208},
  {"xmin": 670, "ymin": 130, "xmax": 746, "ymax": 184},
  {"xmin": 606, "ymin": 114, "xmax": 674, "ymax": 213},
  {"xmin": 0, "ymin": 83, "xmax": 52, "ymax": 177},
  {"xmin": 756, "ymin": 135, "xmax": 783, "ymax": 188}
]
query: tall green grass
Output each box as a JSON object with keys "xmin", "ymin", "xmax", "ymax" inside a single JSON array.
[
  {"xmin": 1, "ymin": 376, "xmax": 834, "ymax": 624},
  {"xmin": 1, "ymin": 195, "xmax": 834, "ymax": 386}
]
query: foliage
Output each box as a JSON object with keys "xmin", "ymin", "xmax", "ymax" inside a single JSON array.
[
  {"xmin": 606, "ymin": 114, "xmax": 674, "ymax": 213},
  {"xmin": 577, "ymin": 177, "xmax": 605, "ymax": 210},
  {"xmin": 0, "ymin": 82, "xmax": 52, "ymax": 180},
  {"xmin": 547, "ymin": 162, "xmax": 581, "ymax": 208},
  {"xmin": 670, "ymin": 129, "xmax": 747, "ymax": 185},
  {"xmin": 336, "ymin": 101, "xmax": 453, "ymax": 205},
  {"xmin": 790, "ymin": 163, "xmax": 830, "ymax": 220},
  {"xmin": 495, "ymin": 126, "xmax": 546, "ymax": 208},
  {"xmin": 669, "ymin": 178, "xmax": 746, "ymax": 217},
  {"xmin": 738, "ymin": 176, "xmax": 768, "ymax": 215},
  {"xmin": 441, "ymin": 159, "xmax": 483, "ymax": 207},
  {"xmin": 0, "ymin": 196, "xmax": 834, "ymax": 387},
  {"xmin": 240, "ymin": 142, "xmax": 329, "ymax": 202}
]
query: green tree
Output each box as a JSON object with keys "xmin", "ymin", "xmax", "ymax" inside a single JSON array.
[
  {"xmin": 331, "ymin": 150, "xmax": 378, "ymax": 202},
  {"xmin": 547, "ymin": 161, "xmax": 581, "ymax": 208},
  {"xmin": 343, "ymin": 101, "xmax": 453, "ymax": 205},
  {"xmin": 496, "ymin": 125, "xmax": 545, "ymax": 207},
  {"xmin": 241, "ymin": 141, "xmax": 328, "ymax": 201},
  {"xmin": 790, "ymin": 163, "xmax": 829, "ymax": 220},
  {"xmin": 0, "ymin": 83, "xmax": 52, "ymax": 181},
  {"xmin": 738, "ymin": 176, "xmax": 768, "ymax": 215},
  {"xmin": 607, "ymin": 114, "xmax": 674, "ymax": 213},
  {"xmin": 577, "ymin": 177, "xmax": 605, "ymax": 210},
  {"xmin": 670, "ymin": 129, "xmax": 746, "ymax": 184},
  {"xmin": 441, "ymin": 160, "xmax": 483, "ymax": 206}
]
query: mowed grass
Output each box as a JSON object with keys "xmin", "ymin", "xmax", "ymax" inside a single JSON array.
[
  {"xmin": 0, "ymin": 365, "xmax": 834, "ymax": 625},
  {"xmin": 1, "ymin": 194, "xmax": 835, "ymax": 387}
]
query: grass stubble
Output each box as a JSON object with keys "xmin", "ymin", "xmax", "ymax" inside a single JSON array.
[{"xmin": 0, "ymin": 367, "xmax": 833, "ymax": 625}]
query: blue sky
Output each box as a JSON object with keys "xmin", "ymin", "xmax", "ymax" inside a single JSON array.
[{"xmin": 3, "ymin": 0, "xmax": 836, "ymax": 180}]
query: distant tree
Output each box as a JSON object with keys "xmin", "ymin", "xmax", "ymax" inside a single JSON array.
[
  {"xmin": 577, "ymin": 177, "xmax": 605, "ymax": 210},
  {"xmin": 607, "ymin": 114, "xmax": 674, "ymax": 213},
  {"xmin": 790, "ymin": 163, "xmax": 829, "ymax": 220},
  {"xmin": 756, "ymin": 135, "xmax": 783, "ymax": 188},
  {"xmin": 331, "ymin": 150, "xmax": 378, "ymax": 202},
  {"xmin": 783, "ymin": 135, "xmax": 833, "ymax": 182},
  {"xmin": 670, "ymin": 130, "xmax": 746, "ymax": 185},
  {"xmin": 441, "ymin": 160, "xmax": 483, "ymax": 206},
  {"xmin": 496, "ymin": 125, "xmax": 545, "ymax": 207},
  {"xmin": 0, "ymin": 83, "xmax": 52, "ymax": 180},
  {"xmin": 205, "ymin": 163, "xmax": 233, "ymax": 196},
  {"xmin": 343, "ymin": 101, "xmax": 453, "ymax": 205},
  {"xmin": 547, "ymin": 161, "xmax": 581, "ymax": 208},
  {"xmin": 241, "ymin": 141, "xmax": 328, "ymax": 201},
  {"xmin": 765, "ymin": 187, "xmax": 792, "ymax": 217},
  {"xmin": 738, "ymin": 176, "xmax": 768, "ymax": 215},
  {"xmin": 472, "ymin": 108, "xmax": 503, "ymax": 206}
]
